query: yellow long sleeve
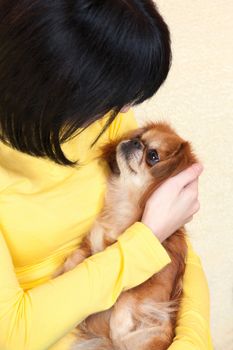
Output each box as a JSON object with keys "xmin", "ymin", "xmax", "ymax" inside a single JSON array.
[
  {"xmin": 168, "ymin": 240, "xmax": 213, "ymax": 350},
  {"xmin": 0, "ymin": 223, "xmax": 171, "ymax": 350}
]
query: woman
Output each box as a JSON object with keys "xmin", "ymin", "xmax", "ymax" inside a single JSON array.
[{"xmin": 0, "ymin": 1, "xmax": 213, "ymax": 349}]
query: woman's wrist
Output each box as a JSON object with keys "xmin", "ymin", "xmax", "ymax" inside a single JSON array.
[{"xmin": 140, "ymin": 218, "xmax": 163, "ymax": 243}]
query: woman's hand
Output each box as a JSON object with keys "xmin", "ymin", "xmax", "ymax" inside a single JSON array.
[{"xmin": 141, "ymin": 163, "xmax": 203, "ymax": 242}]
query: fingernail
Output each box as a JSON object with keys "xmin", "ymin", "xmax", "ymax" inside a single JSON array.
[{"xmin": 193, "ymin": 163, "xmax": 204, "ymax": 173}]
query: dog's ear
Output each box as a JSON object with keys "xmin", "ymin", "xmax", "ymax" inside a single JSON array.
[
  {"xmin": 99, "ymin": 141, "xmax": 120, "ymax": 175},
  {"xmin": 152, "ymin": 141, "xmax": 198, "ymax": 180},
  {"xmin": 138, "ymin": 141, "xmax": 197, "ymax": 210}
]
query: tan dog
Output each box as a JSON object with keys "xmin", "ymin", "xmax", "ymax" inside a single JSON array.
[{"xmin": 57, "ymin": 121, "xmax": 198, "ymax": 350}]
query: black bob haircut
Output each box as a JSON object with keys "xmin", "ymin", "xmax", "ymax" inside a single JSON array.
[{"xmin": 0, "ymin": 0, "xmax": 171, "ymax": 166}]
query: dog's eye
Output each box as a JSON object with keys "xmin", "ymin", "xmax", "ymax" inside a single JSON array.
[{"xmin": 146, "ymin": 149, "xmax": 160, "ymax": 166}]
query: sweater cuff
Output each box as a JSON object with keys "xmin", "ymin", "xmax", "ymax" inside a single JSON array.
[{"xmin": 117, "ymin": 221, "xmax": 171, "ymax": 291}]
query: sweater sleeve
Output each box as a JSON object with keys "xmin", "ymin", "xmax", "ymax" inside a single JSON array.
[
  {"xmin": 111, "ymin": 109, "xmax": 214, "ymax": 350},
  {"xmin": 168, "ymin": 239, "xmax": 214, "ymax": 350},
  {"xmin": 0, "ymin": 222, "xmax": 171, "ymax": 350}
]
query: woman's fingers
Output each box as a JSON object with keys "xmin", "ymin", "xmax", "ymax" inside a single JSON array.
[
  {"xmin": 172, "ymin": 163, "xmax": 204, "ymax": 190},
  {"xmin": 183, "ymin": 178, "xmax": 199, "ymax": 198},
  {"xmin": 141, "ymin": 162, "xmax": 203, "ymax": 242},
  {"xmin": 183, "ymin": 178, "xmax": 200, "ymax": 217},
  {"xmin": 185, "ymin": 215, "xmax": 194, "ymax": 224}
]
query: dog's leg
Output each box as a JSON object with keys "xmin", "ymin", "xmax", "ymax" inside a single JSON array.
[
  {"xmin": 109, "ymin": 292, "xmax": 136, "ymax": 349},
  {"xmin": 141, "ymin": 329, "xmax": 174, "ymax": 350},
  {"xmin": 53, "ymin": 237, "xmax": 92, "ymax": 277}
]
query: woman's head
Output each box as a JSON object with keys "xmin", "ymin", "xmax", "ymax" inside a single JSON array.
[{"xmin": 0, "ymin": 0, "xmax": 171, "ymax": 165}]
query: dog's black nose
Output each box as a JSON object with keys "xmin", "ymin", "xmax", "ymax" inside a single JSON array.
[
  {"xmin": 131, "ymin": 138, "xmax": 142, "ymax": 149},
  {"xmin": 120, "ymin": 138, "xmax": 143, "ymax": 157}
]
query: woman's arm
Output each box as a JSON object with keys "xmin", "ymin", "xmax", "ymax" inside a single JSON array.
[
  {"xmin": 0, "ymin": 223, "xmax": 171, "ymax": 350},
  {"xmin": 168, "ymin": 239, "xmax": 213, "ymax": 350}
]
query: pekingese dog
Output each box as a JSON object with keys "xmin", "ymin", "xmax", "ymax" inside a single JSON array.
[{"xmin": 56, "ymin": 121, "xmax": 198, "ymax": 350}]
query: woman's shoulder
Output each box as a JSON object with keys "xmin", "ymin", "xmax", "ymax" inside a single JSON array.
[
  {"xmin": 81, "ymin": 108, "xmax": 139, "ymax": 159},
  {"xmin": 107, "ymin": 108, "xmax": 139, "ymax": 142}
]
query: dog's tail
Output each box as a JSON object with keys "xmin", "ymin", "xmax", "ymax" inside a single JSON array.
[{"xmin": 71, "ymin": 337, "xmax": 113, "ymax": 350}]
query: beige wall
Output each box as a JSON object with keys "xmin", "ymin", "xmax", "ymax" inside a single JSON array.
[{"xmin": 133, "ymin": 2, "xmax": 233, "ymax": 349}]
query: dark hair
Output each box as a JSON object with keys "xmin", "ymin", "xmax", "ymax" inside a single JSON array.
[{"xmin": 0, "ymin": 0, "xmax": 171, "ymax": 165}]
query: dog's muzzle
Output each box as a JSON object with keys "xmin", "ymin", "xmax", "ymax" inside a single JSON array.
[{"xmin": 120, "ymin": 138, "xmax": 144, "ymax": 159}]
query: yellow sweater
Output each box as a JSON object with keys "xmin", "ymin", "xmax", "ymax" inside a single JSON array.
[{"xmin": 0, "ymin": 109, "xmax": 213, "ymax": 350}]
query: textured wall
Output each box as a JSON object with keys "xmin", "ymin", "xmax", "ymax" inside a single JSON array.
[{"xmin": 133, "ymin": 2, "xmax": 233, "ymax": 349}]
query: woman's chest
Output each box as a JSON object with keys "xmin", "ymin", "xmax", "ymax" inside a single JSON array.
[{"xmin": 0, "ymin": 158, "xmax": 109, "ymax": 268}]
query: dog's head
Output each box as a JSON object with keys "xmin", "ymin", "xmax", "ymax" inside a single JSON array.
[{"xmin": 101, "ymin": 121, "xmax": 198, "ymax": 204}]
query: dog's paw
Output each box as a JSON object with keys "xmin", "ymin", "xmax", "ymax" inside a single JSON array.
[{"xmin": 53, "ymin": 249, "xmax": 87, "ymax": 277}]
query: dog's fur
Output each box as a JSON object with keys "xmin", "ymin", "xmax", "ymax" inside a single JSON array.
[{"xmin": 56, "ymin": 121, "xmax": 198, "ymax": 350}]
